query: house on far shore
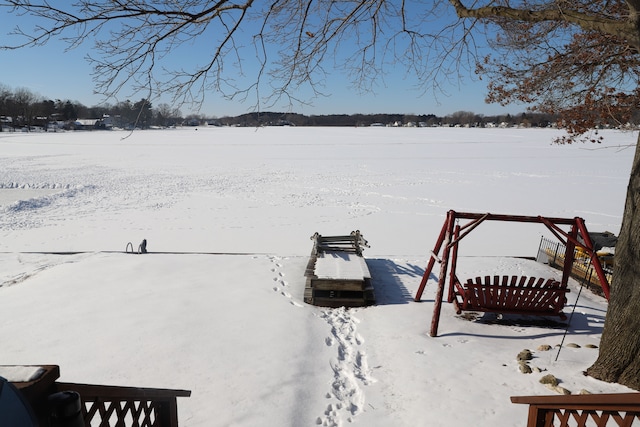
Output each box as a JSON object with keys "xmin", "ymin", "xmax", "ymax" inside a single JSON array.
[
  {"xmin": 72, "ymin": 115, "xmax": 113, "ymax": 130},
  {"xmin": 0, "ymin": 116, "xmax": 12, "ymax": 131}
]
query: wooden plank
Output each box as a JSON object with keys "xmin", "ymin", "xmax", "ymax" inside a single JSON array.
[
  {"xmin": 512, "ymin": 393, "xmax": 640, "ymax": 427},
  {"xmin": 452, "ymin": 277, "xmax": 468, "ymax": 311},
  {"xmin": 488, "ymin": 276, "xmax": 498, "ymax": 307},
  {"xmin": 303, "ymin": 286, "xmax": 313, "ymax": 304},
  {"xmin": 306, "ymin": 232, "xmax": 374, "ymax": 307},
  {"xmin": 512, "ymin": 392, "xmax": 640, "ymax": 408},
  {"xmin": 537, "ymin": 279, "xmax": 568, "ymax": 311},
  {"xmin": 481, "ymin": 276, "xmax": 491, "ymax": 307},
  {"xmin": 516, "ymin": 276, "xmax": 530, "ymax": 308},
  {"xmin": 55, "ymin": 382, "xmax": 191, "ymax": 399},
  {"xmin": 311, "ymin": 297, "xmax": 370, "ymax": 308},
  {"xmin": 517, "ymin": 278, "xmax": 534, "ymax": 311},
  {"xmin": 456, "ymin": 276, "xmax": 569, "ymax": 317},
  {"xmin": 522, "ymin": 286, "xmax": 543, "ymax": 311},
  {"xmin": 497, "ymin": 276, "xmax": 509, "ymax": 308},
  {"xmin": 504, "ymin": 276, "xmax": 519, "ymax": 309},
  {"xmin": 535, "ymin": 279, "xmax": 566, "ymax": 311},
  {"xmin": 359, "ymin": 257, "xmax": 372, "ymax": 279},
  {"xmin": 311, "ymin": 279, "xmax": 367, "ymax": 291},
  {"xmin": 465, "ymin": 278, "xmax": 481, "ymax": 308}
]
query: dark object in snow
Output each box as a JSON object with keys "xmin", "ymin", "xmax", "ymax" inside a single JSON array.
[
  {"xmin": 517, "ymin": 349, "xmax": 533, "ymax": 362},
  {"xmin": 125, "ymin": 239, "xmax": 148, "ymax": 254},
  {"xmin": 539, "ymin": 374, "xmax": 559, "ymax": 386},
  {"xmin": 48, "ymin": 391, "xmax": 83, "ymax": 427},
  {"xmin": 586, "ymin": 231, "xmax": 617, "ymax": 251}
]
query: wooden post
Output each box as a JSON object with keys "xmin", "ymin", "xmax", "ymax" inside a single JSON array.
[
  {"xmin": 157, "ymin": 397, "xmax": 180, "ymax": 427},
  {"xmin": 430, "ymin": 211, "xmax": 455, "ymax": 337},
  {"xmin": 414, "ymin": 215, "xmax": 449, "ymax": 301},
  {"xmin": 560, "ymin": 222, "xmax": 578, "ymax": 291},
  {"xmin": 448, "ymin": 224, "xmax": 461, "ymax": 303},
  {"xmin": 575, "ymin": 218, "xmax": 610, "ymax": 299}
]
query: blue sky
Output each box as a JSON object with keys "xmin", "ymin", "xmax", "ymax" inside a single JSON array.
[{"xmin": 0, "ymin": 4, "xmax": 523, "ymax": 118}]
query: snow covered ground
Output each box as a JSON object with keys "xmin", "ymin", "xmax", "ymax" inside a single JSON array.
[{"xmin": 0, "ymin": 127, "xmax": 636, "ymax": 426}]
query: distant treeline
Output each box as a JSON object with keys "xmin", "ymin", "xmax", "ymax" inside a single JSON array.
[
  {"xmin": 1, "ymin": 84, "xmax": 638, "ymax": 130},
  {"xmin": 0, "ymin": 85, "xmax": 176, "ymax": 130},
  {"xmin": 218, "ymin": 111, "xmax": 556, "ymax": 128}
]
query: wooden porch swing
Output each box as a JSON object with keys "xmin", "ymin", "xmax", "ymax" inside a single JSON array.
[{"xmin": 414, "ymin": 211, "xmax": 611, "ymax": 337}]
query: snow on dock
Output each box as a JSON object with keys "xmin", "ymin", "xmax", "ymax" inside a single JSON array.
[{"xmin": 304, "ymin": 231, "xmax": 375, "ymax": 307}]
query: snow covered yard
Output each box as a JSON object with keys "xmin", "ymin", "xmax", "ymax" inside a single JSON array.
[{"xmin": 0, "ymin": 127, "xmax": 636, "ymax": 426}]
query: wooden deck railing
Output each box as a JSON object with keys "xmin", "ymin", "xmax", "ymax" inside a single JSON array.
[
  {"xmin": 511, "ymin": 393, "xmax": 640, "ymax": 427},
  {"xmin": 55, "ymin": 382, "xmax": 191, "ymax": 427},
  {"xmin": 6, "ymin": 365, "xmax": 190, "ymax": 426}
]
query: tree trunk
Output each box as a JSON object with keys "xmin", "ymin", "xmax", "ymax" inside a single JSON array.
[{"xmin": 586, "ymin": 134, "xmax": 640, "ymax": 390}]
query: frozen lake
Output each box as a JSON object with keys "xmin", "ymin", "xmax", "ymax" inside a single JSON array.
[{"xmin": 0, "ymin": 126, "xmax": 634, "ymax": 257}]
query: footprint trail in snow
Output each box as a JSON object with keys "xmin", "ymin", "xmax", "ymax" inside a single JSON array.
[
  {"xmin": 317, "ymin": 307, "xmax": 376, "ymax": 426},
  {"xmin": 269, "ymin": 256, "xmax": 303, "ymax": 307},
  {"xmin": 267, "ymin": 256, "xmax": 374, "ymax": 425}
]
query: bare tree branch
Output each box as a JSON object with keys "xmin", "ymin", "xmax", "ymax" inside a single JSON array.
[
  {"xmin": 449, "ymin": 0, "xmax": 640, "ymax": 47},
  {"xmin": 0, "ymin": 1, "xmax": 479, "ymax": 111}
]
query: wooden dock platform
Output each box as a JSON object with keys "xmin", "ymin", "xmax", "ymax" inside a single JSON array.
[{"xmin": 304, "ymin": 231, "xmax": 375, "ymax": 307}]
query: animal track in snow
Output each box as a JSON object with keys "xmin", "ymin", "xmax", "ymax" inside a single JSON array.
[
  {"xmin": 317, "ymin": 307, "xmax": 376, "ymax": 426},
  {"xmin": 268, "ymin": 256, "xmax": 302, "ymax": 308},
  {"xmin": 1, "ymin": 267, "xmax": 49, "ymax": 288},
  {"xmin": 0, "ymin": 253, "xmax": 92, "ymax": 288}
]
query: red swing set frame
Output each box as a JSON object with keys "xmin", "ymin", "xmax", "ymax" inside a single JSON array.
[{"xmin": 414, "ymin": 211, "xmax": 611, "ymax": 337}]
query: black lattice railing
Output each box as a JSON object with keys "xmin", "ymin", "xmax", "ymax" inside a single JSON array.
[
  {"xmin": 551, "ymin": 409, "xmax": 640, "ymax": 426},
  {"xmin": 512, "ymin": 393, "xmax": 640, "ymax": 427},
  {"xmin": 85, "ymin": 398, "xmax": 157, "ymax": 426},
  {"xmin": 55, "ymin": 382, "xmax": 191, "ymax": 427}
]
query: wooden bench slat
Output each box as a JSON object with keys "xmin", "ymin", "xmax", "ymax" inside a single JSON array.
[
  {"xmin": 497, "ymin": 276, "xmax": 509, "ymax": 308},
  {"xmin": 533, "ymin": 279, "xmax": 564, "ymax": 311},
  {"xmin": 505, "ymin": 276, "xmax": 521, "ymax": 308},
  {"xmin": 454, "ymin": 275, "xmax": 568, "ymax": 319},
  {"xmin": 520, "ymin": 280, "xmax": 537, "ymax": 310},
  {"xmin": 526, "ymin": 278, "xmax": 544, "ymax": 309},
  {"xmin": 465, "ymin": 278, "xmax": 482, "ymax": 309}
]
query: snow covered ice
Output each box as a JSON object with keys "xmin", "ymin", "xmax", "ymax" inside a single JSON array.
[{"xmin": 0, "ymin": 126, "xmax": 636, "ymax": 426}]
